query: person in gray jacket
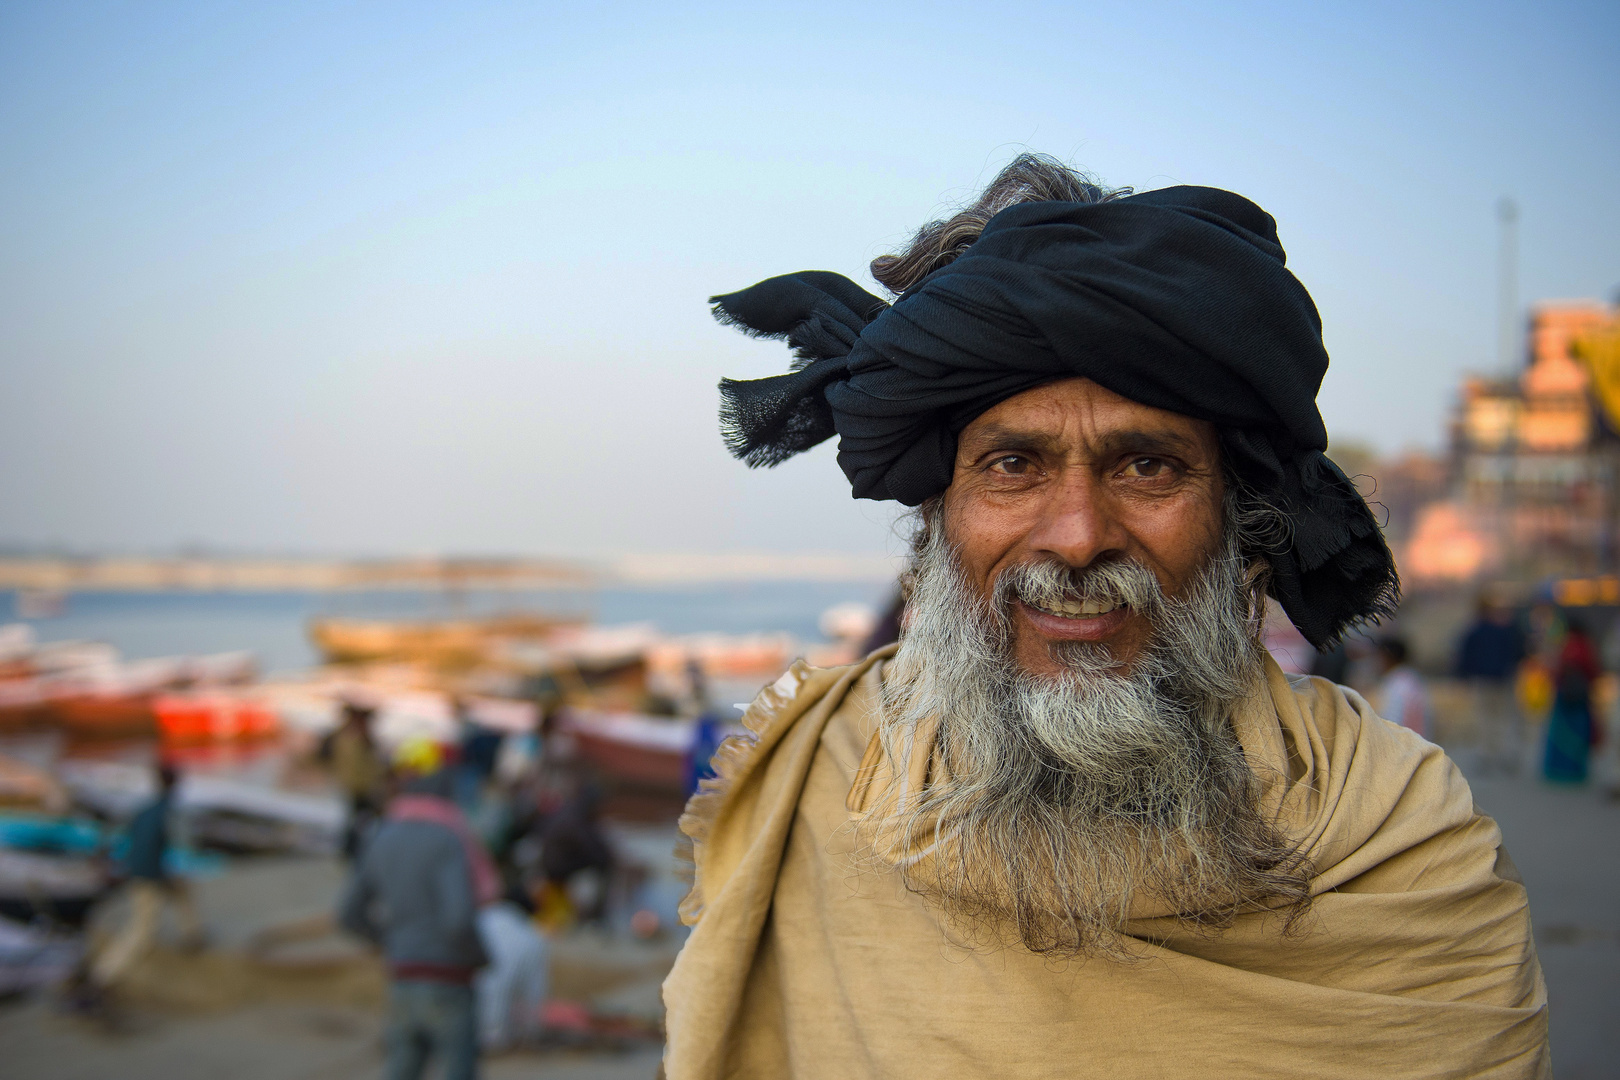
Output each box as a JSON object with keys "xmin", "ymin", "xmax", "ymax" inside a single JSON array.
[{"xmin": 340, "ymin": 741, "xmax": 493, "ymax": 1080}]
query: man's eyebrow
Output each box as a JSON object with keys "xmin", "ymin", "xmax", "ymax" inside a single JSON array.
[
  {"xmin": 1092, "ymin": 428, "xmax": 1203, "ymax": 459},
  {"xmin": 958, "ymin": 423, "xmax": 1067, "ymax": 454},
  {"xmin": 959, "ymin": 424, "xmax": 1205, "ymax": 459}
]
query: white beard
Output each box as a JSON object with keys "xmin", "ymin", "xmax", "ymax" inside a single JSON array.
[{"xmin": 867, "ymin": 514, "xmax": 1309, "ymax": 956}]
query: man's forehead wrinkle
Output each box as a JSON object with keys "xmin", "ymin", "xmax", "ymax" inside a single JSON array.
[
  {"xmin": 958, "ymin": 379, "xmax": 1217, "ymax": 458},
  {"xmin": 961, "ymin": 415, "xmax": 1209, "ymax": 463},
  {"xmin": 960, "ymin": 421, "xmax": 1068, "ymax": 456},
  {"xmin": 1091, "ymin": 427, "xmax": 1207, "ymax": 461}
]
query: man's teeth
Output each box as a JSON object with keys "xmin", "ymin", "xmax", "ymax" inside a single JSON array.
[{"xmin": 1038, "ymin": 598, "xmax": 1120, "ymax": 617}]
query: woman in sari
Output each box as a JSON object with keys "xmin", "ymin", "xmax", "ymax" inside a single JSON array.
[{"xmin": 1543, "ymin": 616, "xmax": 1603, "ymax": 783}]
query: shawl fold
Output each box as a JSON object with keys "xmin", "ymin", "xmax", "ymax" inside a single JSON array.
[
  {"xmin": 663, "ymin": 650, "xmax": 1548, "ymax": 1079},
  {"xmin": 713, "ymin": 187, "xmax": 1398, "ymax": 648}
]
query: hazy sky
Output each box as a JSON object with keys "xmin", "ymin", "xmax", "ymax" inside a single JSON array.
[{"xmin": 2, "ymin": 1, "xmax": 1615, "ymax": 560}]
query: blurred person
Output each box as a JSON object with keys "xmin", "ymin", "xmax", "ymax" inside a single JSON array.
[
  {"xmin": 536, "ymin": 783, "xmax": 615, "ymax": 924},
  {"xmin": 458, "ymin": 698, "xmax": 505, "ymax": 784},
  {"xmin": 1455, "ymin": 595, "xmax": 1528, "ymax": 773},
  {"xmin": 685, "ymin": 715, "xmax": 723, "ymax": 797},
  {"xmin": 491, "ymin": 729, "xmax": 541, "ymax": 790},
  {"xmin": 1542, "ymin": 615, "xmax": 1603, "ymax": 784},
  {"xmin": 684, "ymin": 658, "xmax": 723, "ymax": 796},
  {"xmin": 1376, "ymin": 636, "xmax": 1431, "ymax": 739},
  {"xmin": 474, "ymin": 889, "xmax": 549, "ymax": 1053},
  {"xmin": 452, "ymin": 697, "xmax": 503, "ymax": 811},
  {"xmin": 1308, "ymin": 639, "xmax": 1350, "ymax": 684},
  {"xmin": 72, "ymin": 763, "xmax": 204, "ymax": 1009},
  {"xmin": 1595, "ymin": 616, "xmax": 1620, "ymax": 798},
  {"xmin": 1259, "ymin": 600, "xmax": 1315, "ymax": 674},
  {"xmin": 664, "ymin": 155, "xmax": 1547, "ymax": 1077},
  {"xmin": 340, "ymin": 740, "xmax": 499, "ymax": 1080},
  {"xmin": 329, "ymin": 700, "xmax": 386, "ymax": 860}
]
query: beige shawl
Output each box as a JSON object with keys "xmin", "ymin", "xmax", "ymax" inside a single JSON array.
[{"xmin": 664, "ymin": 648, "xmax": 1548, "ymax": 1078}]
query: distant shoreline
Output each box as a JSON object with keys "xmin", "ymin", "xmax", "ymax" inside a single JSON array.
[{"xmin": 0, "ymin": 551, "xmax": 902, "ymax": 592}]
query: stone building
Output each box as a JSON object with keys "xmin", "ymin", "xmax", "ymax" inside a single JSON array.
[{"xmin": 1411, "ymin": 301, "xmax": 1620, "ymax": 585}]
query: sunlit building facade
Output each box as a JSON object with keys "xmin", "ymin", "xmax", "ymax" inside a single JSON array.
[{"xmin": 1426, "ymin": 302, "xmax": 1620, "ymax": 584}]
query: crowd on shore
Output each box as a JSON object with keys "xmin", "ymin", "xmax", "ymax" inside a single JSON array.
[
  {"xmin": 25, "ymin": 681, "xmax": 698, "ymax": 1078},
  {"xmin": 1282, "ymin": 592, "xmax": 1617, "ymax": 790}
]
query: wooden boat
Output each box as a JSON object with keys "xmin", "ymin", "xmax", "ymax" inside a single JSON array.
[
  {"xmin": 560, "ymin": 710, "xmax": 696, "ymax": 793},
  {"xmin": 0, "ymin": 849, "xmax": 108, "ymax": 927},
  {"xmin": 309, "ymin": 613, "xmax": 585, "ymax": 667},
  {"xmin": 46, "ymin": 691, "xmax": 157, "ymax": 738},
  {"xmin": 657, "ymin": 634, "xmax": 796, "ymax": 679},
  {"xmin": 37, "ymin": 656, "xmax": 190, "ymax": 738},
  {"xmin": 0, "ymin": 680, "xmax": 49, "ymax": 732},
  {"xmin": 178, "ymin": 774, "xmax": 344, "ymax": 855},
  {"xmin": 0, "ymin": 757, "xmax": 70, "ymax": 813},
  {"xmin": 0, "ymin": 819, "xmax": 109, "ymax": 932}
]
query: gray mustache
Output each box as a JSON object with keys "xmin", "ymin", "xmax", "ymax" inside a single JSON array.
[{"xmin": 994, "ymin": 557, "xmax": 1167, "ymax": 616}]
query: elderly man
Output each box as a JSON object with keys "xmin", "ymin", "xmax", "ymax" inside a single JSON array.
[{"xmin": 663, "ymin": 156, "xmax": 1547, "ymax": 1078}]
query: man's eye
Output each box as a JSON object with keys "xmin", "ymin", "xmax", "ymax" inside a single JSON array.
[
  {"xmin": 1122, "ymin": 457, "xmax": 1169, "ymax": 478},
  {"xmin": 989, "ymin": 455, "xmax": 1033, "ymax": 476}
]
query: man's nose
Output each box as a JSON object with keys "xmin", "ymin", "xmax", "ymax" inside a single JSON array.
[{"xmin": 1023, "ymin": 472, "xmax": 1129, "ymax": 568}]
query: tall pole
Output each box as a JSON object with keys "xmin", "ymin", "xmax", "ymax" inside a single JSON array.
[
  {"xmin": 1494, "ymin": 197, "xmax": 1521, "ymax": 579},
  {"xmin": 1498, "ymin": 196, "xmax": 1519, "ymax": 374}
]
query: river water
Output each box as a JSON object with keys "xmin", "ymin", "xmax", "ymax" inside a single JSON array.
[{"xmin": 0, "ymin": 581, "xmax": 894, "ymax": 673}]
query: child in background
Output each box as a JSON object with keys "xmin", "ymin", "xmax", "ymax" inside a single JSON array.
[{"xmin": 1377, "ymin": 637, "xmax": 1432, "ymax": 739}]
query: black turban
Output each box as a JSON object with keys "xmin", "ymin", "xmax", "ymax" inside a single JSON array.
[{"xmin": 712, "ymin": 185, "xmax": 1397, "ymax": 648}]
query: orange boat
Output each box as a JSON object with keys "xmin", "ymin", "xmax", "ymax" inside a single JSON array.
[
  {"xmin": 153, "ymin": 694, "xmax": 279, "ymax": 744},
  {"xmin": 47, "ymin": 692, "xmax": 157, "ymax": 738}
]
